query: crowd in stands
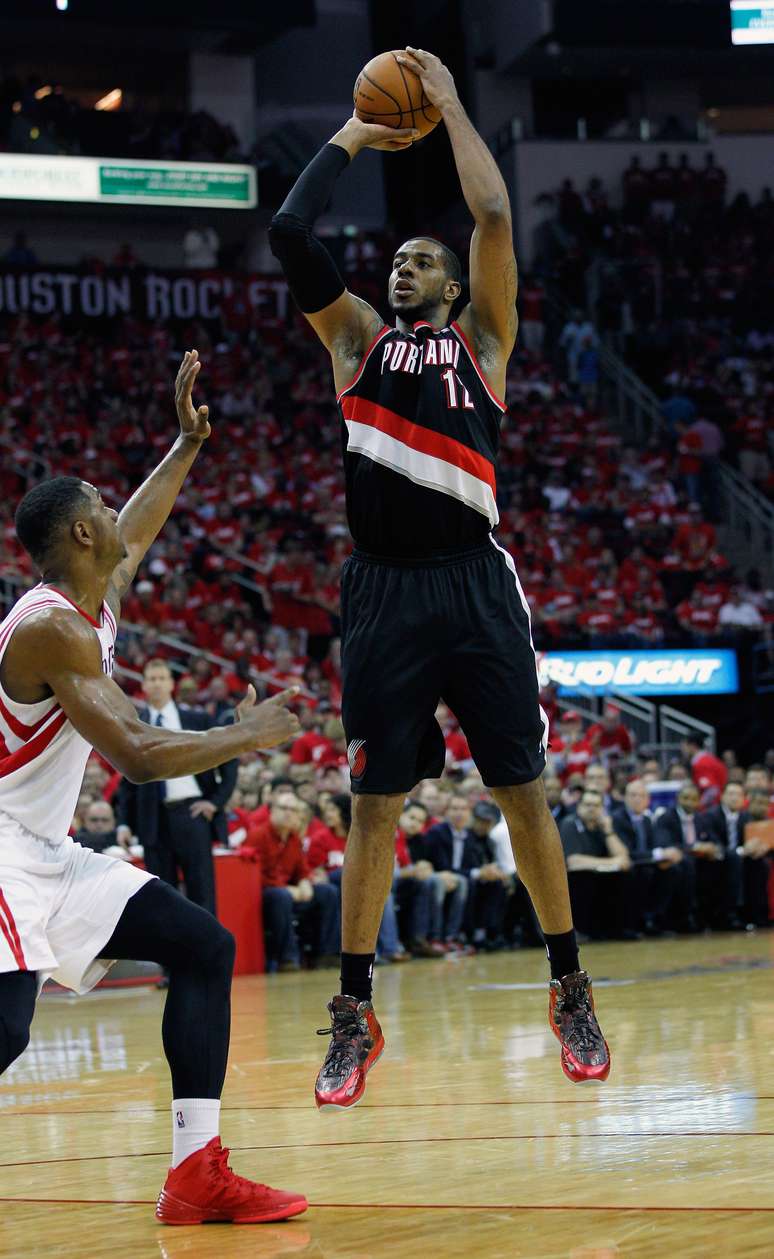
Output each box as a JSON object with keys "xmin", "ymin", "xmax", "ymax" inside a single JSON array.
[
  {"xmin": 0, "ymin": 72, "xmax": 243, "ymax": 161},
  {"xmin": 1, "ymin": 294, "xmax": 770, "ymax": 677},
  {"xmin": 72, "ymin": 692, "xmax": 774, "ymax": 965},
  {"xmin": 537, "ymin": 151, "xmax": 774, "ymax": 503}
]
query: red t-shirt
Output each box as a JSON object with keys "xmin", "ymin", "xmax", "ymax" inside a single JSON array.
[
  {"xmin": 587, "ymin": 722, "xmax": 633, "ymax": 755},
  {"xmin": 241, "ymin": 820, "xmax": 308, "ymax": 887},
  {"xmin": 691, "ymin": 751, "xmax": 728, "ymax": 798},
  {"xmin": 306, "ymin": 827, "xmax": 346, "ymax": 872}
]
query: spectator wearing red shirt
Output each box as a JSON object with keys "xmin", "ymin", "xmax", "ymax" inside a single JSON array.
[
  {"xmin": 241, "ymin": 792, "xmax": 340, "ymax": 971},
  {"xmin": 290, "ymin": 707, "xmax": 334, "ymax": 767},
  {"xmin": 676, "ymin": 421, "xmax": 703, "ymax": 502},
  {"xmin": 681, "ymin": 736, "xmax": 728, "ymax": 807},
  {"xmin": 392, "ymin": 799, "xmax": 446, "ymax": 957},
  {"xmin": 550, "ymin": 712, "xmax": 595, "ymax": 783},
  {"xmin": 586, "ymin": 705, "xmax": 634, "ymax": 762},
  {"xmin": 676, "ymin": 590, "xmax": 718, "ymax": 643},
  {"xmin": 307, "ymin": 794, "xmax": 350, "ymax": 879}
]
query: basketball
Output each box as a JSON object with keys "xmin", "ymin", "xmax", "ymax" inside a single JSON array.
[{"xmin": 353, "ymin": 50, "xmax": 442, "ymax": 140}]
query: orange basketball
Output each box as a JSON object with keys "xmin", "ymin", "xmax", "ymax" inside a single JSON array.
[{"xmin": 353, "ymin": 50, "xmax": 442, "ymax": 141}]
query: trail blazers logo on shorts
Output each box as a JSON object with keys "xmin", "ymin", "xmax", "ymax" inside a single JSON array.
[{"xmin": 348, "ymin": 739, "xmax": 367, "ymax": 778}]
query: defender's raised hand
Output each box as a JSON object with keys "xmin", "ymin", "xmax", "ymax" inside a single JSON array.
[
  {"xmin": 396, "ymin": 48, "xmax": 458, "ymax": 112},
  {"xmin": 175, "ymin": 349, "xmax": 211, "ymax": 442}
]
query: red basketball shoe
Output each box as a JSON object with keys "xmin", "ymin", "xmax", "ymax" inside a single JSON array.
[
  {"xmin": 549, "ymin": 970, "xmax": 611, "ymax": 1083},
  {"xmin": 156, "ymin": 1137, "xmax": 308, "ymax": 1225},
  {"xmin": 314, "ymin": 993, "xmax": 384, "ymax": 1110}
]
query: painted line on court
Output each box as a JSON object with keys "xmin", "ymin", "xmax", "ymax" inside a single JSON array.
[
  {"xmin": 1, "ymin": 1129, "xmax": 772, "ymax": 1169},
  {"xmin": 1, "ymin": 1197, "xmax": 774, "ymax": 1214}
]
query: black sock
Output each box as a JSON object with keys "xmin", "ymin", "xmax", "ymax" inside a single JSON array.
[
  {"xmin": 543, "ymin": 929, "xmax": 580, "ymax": 981},
  {"xmin": 340, "ymin": 952, "xmax": 375, "ymax": 1003}
]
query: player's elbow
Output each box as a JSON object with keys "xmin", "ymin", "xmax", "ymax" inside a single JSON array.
[
  {"xmin": 477, "ymin": 196, "xmax": 511, "ymax": 226},
  {"xmin": 118, "ymin": 742, "xmax": 155, "ymax": 784}
]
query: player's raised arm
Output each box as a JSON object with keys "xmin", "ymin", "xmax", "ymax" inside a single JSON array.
[
  {"xmin": 397, "ymin": 49, "xmax": 518, "ymax": 362},
  {"xmin": 268, "ymin": 118, "xmax": 416, "ymax": 388},
  {"xmin": 6, "ymin": 609, "xmax": 300, "ymax": 783},
  {"xmin": 108, "ymin": 350, "xmax": 211, "ymax": 608}
]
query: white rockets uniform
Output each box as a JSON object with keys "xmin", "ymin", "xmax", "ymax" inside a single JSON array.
[{"xmin": 0, "ymin": 585, "xmax": 153, "ymax": 993}]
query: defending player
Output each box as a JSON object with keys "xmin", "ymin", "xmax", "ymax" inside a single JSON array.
[
  {"xmin": 0, "ymin": 351, "xmax": 307, "ymax": 1224},
  {"xmin": 269, "ymin": 48, "xmax": 610, "ymax": 1107}
]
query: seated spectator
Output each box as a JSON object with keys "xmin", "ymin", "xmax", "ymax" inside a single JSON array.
[
  {"xmin": 241, "ymin": 791, "xmax": 340, "ymax": 972},
  {"xmin": 612, "ymin": 780, "xmax": 692, "ymax": 934},
  {"xmin": 699, "ymin": 783, "xmax": 769, "ymax": 928},
  {"xmin": 681, "ymin": 735, "xmax": 728, "ymax": 806},
  {"xmin": 740, "ymin": 793, "xmax": 773, "ymax": 924},
  {"xmin": 419, "ymin": 794, "xmax": 477, "ymax": 948},
  {"xmin": 718, "ymin": 588, "xmax": 764, "ymax": 634},
  {"xmin": 306, "ymin": 793, "xmax": 350, "ymax": 883},
  {"xmin": 586, "ymin": 704, "xmax": 634, "ymax": 764},
  {"xmin": 467, "ymin": 802, "xmax": 512, "ymax": 950},
  {"xmin": 391, "ymin": 800, "xmax": 445, "ymax": 959},
  {"xmin": 559, "ymin": 789, "xmax": 636, "ymax": 939},
  {"xmin": 75, "ymin": 800, "xmax": 129, "ymax": 858}
]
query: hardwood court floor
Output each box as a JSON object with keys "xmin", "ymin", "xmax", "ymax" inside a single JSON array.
[{"xmin": 2, "ymin": 931, "xmax": 774, "ymax": 1259}]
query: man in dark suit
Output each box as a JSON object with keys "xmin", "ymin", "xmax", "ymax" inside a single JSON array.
[
  {"xmin": 653, "ymin": 781, "xmax": 718, "ymax": 928},
  {"xmin": 611, "ymin": 779, "xmax": 692, "ymax": 933},
  {"xmin": 116, "ymin": 658, "xmax": 237, "ymax": 914},
  {"xmin": 421, "ymin": 793, "xmax": 494, "ymax": 947},
  {"xmin": 698, "ymin": 782, "xmax": 766, "ymax": 927}
]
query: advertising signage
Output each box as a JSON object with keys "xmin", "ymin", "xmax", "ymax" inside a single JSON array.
[
  {"xmin": 0, "ymin": 154, "xmax": 256, "ymax": 209},
  {"xmin": 730, "ymin": 1, "xmax": 774, "ymax": 43},
  {"xmin": 537, "ymin": 650, "xmax": 739, "ymax": 697}
]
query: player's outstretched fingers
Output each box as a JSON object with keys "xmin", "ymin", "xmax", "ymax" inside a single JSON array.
[{"xmin": 266, "ymin": 686, "xmax": 300, "ymax": 706}]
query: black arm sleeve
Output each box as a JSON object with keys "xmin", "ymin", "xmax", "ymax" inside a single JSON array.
[{"xmin": 268, "ymin": 143, "xmax": 350, "ymax": 314}]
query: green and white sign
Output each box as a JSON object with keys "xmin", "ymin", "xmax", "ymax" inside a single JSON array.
[
  {"xmin": 0, "ymin": 154, "xmax": 257, "ymax": 208},
  {"xmin": 730, "ymin": 1, "xmax": 774, "ymax": 44}
]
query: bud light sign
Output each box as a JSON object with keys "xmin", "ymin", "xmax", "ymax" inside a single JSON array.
[{"xmin": 537, "ymin": 649, "xmax": 738, "ymax": 696}]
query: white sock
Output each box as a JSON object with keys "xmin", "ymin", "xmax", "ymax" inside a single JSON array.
[{"xmin": 171, "ymin": 1098, "xmax": 221, "ymax": 1168}]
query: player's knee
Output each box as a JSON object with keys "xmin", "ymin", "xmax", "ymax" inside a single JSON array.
[
  {"xmin": 0, "ymin": 1012, "xmax": 31, "ymax": 1073},
  {"xmin": 208, "ymin": 920, "xmax": 236, "ymax": 977}
]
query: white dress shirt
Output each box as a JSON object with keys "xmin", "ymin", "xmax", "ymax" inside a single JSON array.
[{"xmin": 149, "ymin": 700, "xmax": 202, "ymax": 802}]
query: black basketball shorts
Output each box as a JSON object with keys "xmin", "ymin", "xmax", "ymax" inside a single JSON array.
[{"xmin": 340, "ymin": 538, "xmax": 548, "ymax": 795}]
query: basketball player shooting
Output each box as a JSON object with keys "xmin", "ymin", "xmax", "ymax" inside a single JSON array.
[
  {"xmin": 269, "ymin": 48, "xmax": 610, "ymax": 1107},
  {"xmin": 0, "ymin": 352, "xmax": 308, "ymax": 1224}
]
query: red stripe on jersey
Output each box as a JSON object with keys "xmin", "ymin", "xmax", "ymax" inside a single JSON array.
[
  {"xmin": 0, "ymin": 889, "xmax": 27, "ymax": 970},
  {"xmin": 0, "ymin": 709, "xmax": 68, "ymax": 779},
  {"xmin": 451, "ymin": 322, "xmax": 507, "ymax": 411},
  {"xmin": 45, "ymin": 587, "xmax": 102, "ymax": 628},
  {"xmin": 0, "ymin": 692, "xmax": 61, "ymax": 742},
  {"xmin": 340, "ymin": 395, "xmax": 497, "ymax": 492},
  {"xmin": 103, "ymin": 602, "xmax": 117, "ymax": 638},
  {"xmin": 335, "ymin": 326, "xmax": 392, "ymax": 403}
]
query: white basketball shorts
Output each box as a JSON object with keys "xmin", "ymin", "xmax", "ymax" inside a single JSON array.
[{"xmin": 0, "ymin": 810, "xmax": 154, "ymax": 994}]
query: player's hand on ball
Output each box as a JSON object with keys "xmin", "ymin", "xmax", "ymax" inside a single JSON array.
[
  {"xmin": 339, "ymin": 114, "xmax": 419, "ymax": 154},
  {"xmin": 238, "ymin": 685, "xmax": 301, "ymax": 749},
  {"xmin": 175, "ymin": 349, "xmax": 211, "ymax": 442},
  {"xmin": 396, "ymin": 48, "xmax": 458, "ymax": 111}
]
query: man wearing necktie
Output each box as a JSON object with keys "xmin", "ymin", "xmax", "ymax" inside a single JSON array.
[
  {"xmin": 612, "ymin": 779, "xmax": 690, "ymax": 934},
  {"xmin": 117, "ymin": 658, "xmax": 237, "ymax": 913}
]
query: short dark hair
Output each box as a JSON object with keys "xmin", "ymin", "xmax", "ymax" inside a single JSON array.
[
  {"xmin": 15, "ymin": 477, "xmax": 92, "ymax": 567},
  {"xmin": 408, "ymin": 236, "xmax": 462, "ymax": 285},
  {"xmin": 330, "ymin": 792, "xmax": 352, "ymax": 833},
  {"xmin": 404, "ymin": 798, "xmax": 428, "ymax": 816}
]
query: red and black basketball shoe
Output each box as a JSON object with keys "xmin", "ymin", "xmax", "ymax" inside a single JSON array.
[
  {"xmin": 314, "ymin": 993, "xmax": 385, "ymax": 1110},
  {"xmin": 156, "ymin": 1137, "xmax": 308, "ymax": 1224},
  {"xmin": 549, "ymin": 970, "xmax": 611, "ymax": 1084}
]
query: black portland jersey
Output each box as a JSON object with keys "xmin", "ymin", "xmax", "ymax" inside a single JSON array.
[{"xmin": 336, "ymin": 319, "xmax": 506, "ymax": 557}]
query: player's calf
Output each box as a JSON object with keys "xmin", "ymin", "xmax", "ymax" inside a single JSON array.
[{"xmin": 0, "ymin": 972, "xmax": 36, "ymax": 1074}]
